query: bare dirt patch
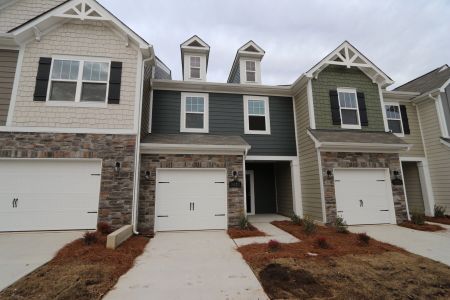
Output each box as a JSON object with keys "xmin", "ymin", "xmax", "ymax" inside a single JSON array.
[
  {"xmin": 238, "ymin": 221, "xmax": 450, "ymax": 299},
  {"xmin": 0, "ymin": 234, "xmax": 149, "ymax": 300},
  {"xmin": 227, "ymin": 224, "xmax": 266, "ymax": 239},
  {"xmin": 425, "ymin": 216, "xmax": 450, "ymax": 225},
  {"xmin": 399, "ymin": 221, "xmax": 446, "ymax": 232}
]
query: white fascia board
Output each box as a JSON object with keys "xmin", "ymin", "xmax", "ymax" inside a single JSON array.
[
  {"xmin": 317, "ymin": 142, "xmax": 411, "ymax": 153},
  {"xmin": 411, "ymin": 89, "xmax": 440, "ymax": 103},
  {"xmin": 245, "ymin": 155, "xmax": 298, "ymax": 161},
  {"xmin": 382, "ymin": 90, "xmax": 420, "ymax": 100},
  {"xmin": 439, "ymin": 77, "xmax": 450, "ymax": 92},
  {"xmin": 152, "ymin": 79, "xmax": 292, "ymax": 97},
  {"xmin": 0, "ymin": 126, "xmax": 137, "ymax": 135},
  {"xmin": 140, "ymin": 143, "xmax": 251, "ymax": 155}
]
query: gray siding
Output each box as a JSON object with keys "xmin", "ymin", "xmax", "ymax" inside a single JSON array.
[
  {"xmin": 228, "ymin": 65, "xmax": 240, "ymax": 83},
  {"xmin": 442, "ymin": 85, "xmax": 450, "ymax": 135},
  {"xmin": 402, "ymin": 162, "xmax": 425, "ymax": 214},
  {"xmin": 0, "ymin": 49, "xmax": 18, "ymax": 126},
  {"xmin": 275, "ymin": 161, "xmax": 293, "ymax": 217},
  {"xmin": 151, "ymin": 90, "xmax": 297, "ymax": 156}
]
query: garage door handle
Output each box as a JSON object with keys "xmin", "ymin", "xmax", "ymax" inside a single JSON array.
[
  {"xmin": 157, "ymin": 215, "xmax": 168, "ymax": 218},
  {"xmin": 379, "ymin": 209, "xmax": 389, "ymax": 212},
  {"xmin": 12, "ymin": 198, "xmax": 18, "ymax": 208},
  {"xmin": 215, "ymin": 214, "xmax": 225, "ymax": 217},
  {"xmin": 87, "ymin": 211, "xmax": 98, "ymax": 214},
  {"xmin": 359, "ymin": 200, "xmax": 364, "ymax": 207}
]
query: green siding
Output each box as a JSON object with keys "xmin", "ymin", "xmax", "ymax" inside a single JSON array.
[{"xmin": 312, "ymin": 65, "xmax": 385, "ymax": 131}]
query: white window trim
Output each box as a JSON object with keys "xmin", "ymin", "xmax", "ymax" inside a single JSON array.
[
  {"xmin": 244, "ymin": 60, "xmax": 256, "ymax": 83},
  {"xmin": 337, "ymin": 87, "xmax": 361, "ymax": 129},
  {"xmin": 384, "ymin": 102, "xmax": 404, "ymax": 137},
  {"xmin": 189, "ymin": 55, "xmax": 201, "ymax": 80},
  {"xmin": 45, "ymin": 55, "xmax": 111, "ymax": 108},
  {"xmin": 243, "ymin": 95, "xmax": 271, "ymax": 135},
  {"xmin": 180, "ymin": 92, "xmax": 209, "ymax": 133}
]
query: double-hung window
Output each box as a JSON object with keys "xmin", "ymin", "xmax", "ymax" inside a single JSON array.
[
  {"xmin": 244, "ymin": 95, "xmax": 270, "ymax": 134},
  {"xmin": 180, "ymin": 92, "xmax": 209, "ymax": 133},
  {"xmin": 245, "ymin": 61, "xmax": 256, "ymax": 82},
  {"xmin": 337, "ymin": 88, "xmax": 361, "ymax": 129},
  {"xmin": 385, "ymin": 104, "xmax": 403, "ymax": 135},
  {"xmin": 48, "ymin": 58, "xmax": 110, "ymax": 104},
  {"xmin": 189, "ymin": 56, "xmax": 201, "ymax": 79}
]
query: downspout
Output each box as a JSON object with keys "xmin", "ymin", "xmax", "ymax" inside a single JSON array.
[{"xmin": 131, "ymin": 47, "xmax": 155, "ymax": 235}]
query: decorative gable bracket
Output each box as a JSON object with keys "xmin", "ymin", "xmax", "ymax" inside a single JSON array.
[{"xmin": 56, "ymin": 0, "xmax": 109, "ymax": 21}]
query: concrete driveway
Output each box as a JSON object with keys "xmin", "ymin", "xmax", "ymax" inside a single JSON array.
[
  {"xmin": 0, "ymin": 231, "xmax": 82, "ymax": 291},
  {"xmin": 349, "ymin": 224, "xmax": 450, "ymax": 266},
  {"xmin": 105, "ymin": 231, "xmax": 268, "ymax": 300}
]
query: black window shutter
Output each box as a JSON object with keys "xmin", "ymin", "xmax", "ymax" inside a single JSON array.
[
  {"xmin": 108, "ymin": 61, "xmax": 122, "ymax": 104},
  {"xmin": 33, "ymin": 57, "xmax": 52, "ymax": 101},
  {"xmin": 329, "ymin": 90, "xmax": 341, "ymax": 125},
  {"xmin": 400, "ymin": 105, "xmax": 410, "ymax": 134},
  {"xmin": 357, "ymin": 92, "xmax": 368, "ymax": 126}
]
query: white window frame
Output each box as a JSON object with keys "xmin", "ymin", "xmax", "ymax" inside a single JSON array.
[
  {"xmin": 244, "ymin": 95, "xmax": 271, "ymax": 135},
  {"xmin": 180, "ymin": 92, "xmax": 209, "ymax": 133},
  {"xmin": 337, "ymin": 88, "xmax": 361, "ymax": 129},
  {"xmin": 245, "ymin": 60, "xmax": 256, "ymax": 83},
  {"xmin": 189, "ymin": 56, "xmax": 201, "ymax": 80},
  {"xmin": 385, "ymin": 102, "xmax": 404, "ymax": 137},
  {"xmin": 46, "ymin": 55, "xmax": 111, "ymax": 108}
]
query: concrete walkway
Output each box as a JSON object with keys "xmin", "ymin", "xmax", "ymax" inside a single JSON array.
[
  {"xmin": 0, "ymin": 231, "xmax": 83, "ymax": 291},
  {"xmin": 105, "ymin": 231, "xmax": 268, "ymax": 300},
  {"xmin": 348, "ymin": 224, "xmax": 450, "ymax": 266},
  {"xmin": 234, "ymin": 214, "xmax": 300, "ymax": 246}
]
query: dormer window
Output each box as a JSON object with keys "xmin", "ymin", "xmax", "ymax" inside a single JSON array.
[
  {"xmin": 189, "ymin": 56, "xmax": 201, "ymax": 79},
  {"xmin": 245, "ymin": 61, "xmax": 256, "ymax": 82}
]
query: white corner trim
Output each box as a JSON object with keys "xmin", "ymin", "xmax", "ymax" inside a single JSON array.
[
  {"xmin": 148, "ymin": 89, "xmax": 154, "ymax": 133},
  {"xmin": 435, "ymin": 95, "xmax": 450, "ymax": 138},
  {"xmin": 180, "ymin": 92, "xmax": 209, "ymax": 133},
  {"xmin": 439, "ymin": 77, "xmax": 450, "ymax": 93},
  {"xmin": 306, "ymin": 79, "xmax": 316, "ymax": 129},
  {"xmin": 290, "ymin": 158, "xmax": 303, "ymax": 217},
  {"xmin": 398, "ymin": 160, "xmax": 411, "ymax": 221},
  {"xmin": 133, "ymin": 50, "xmax": 143, "ymax": 134},
  {"xmin": 6, "ymin": 44, "xmax": 24, "ymax": 126},
  {"xmin": 0, "ymin": 126, "xmax": 137, "ymax": 135},
  {"xmin": 140, "ymin": 143, "xmax": 250, "ymax": 155},
  {"xmin": 378, "ymin": 84, "xmax": 389, "ymax": 132},
  {"xmin": 243, "ymin": 95, "xmax": 271, "ymax": 135},
  {"xmin": 316, "ymin": 150, "xmax": 327, "ymax": 223}
]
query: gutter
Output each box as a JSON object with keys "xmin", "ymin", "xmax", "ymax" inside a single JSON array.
[{"xmin": 131, "ymin": 46, "xmax": 155, "ymax": 235}]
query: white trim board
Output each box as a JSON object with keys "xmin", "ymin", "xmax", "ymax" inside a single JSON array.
[
  {"xmin": 0, "ymin": 126, "xmax": 137, "ymax": 135},
  {"xmin": 245, "ymin": 156, "xmax": 298, "ymax": 161}
]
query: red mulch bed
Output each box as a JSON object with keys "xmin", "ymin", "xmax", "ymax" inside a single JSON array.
[
  {"xmin": 0, "ymin": 233, "xmax": 149, "ymax": 300},
  {"xmin": 228, "ymin": 224, "xmax": 266, "ymax": 239},
  {"xmin": 425, "ymin": 216, "xmax": 450, "ymax": 225},
  {"xmin": 237, "ymin": 221, "xmax": 403, "ymax": 268},
  {"xmin": 399, "ymin": 221, "xmax": 446, "ymax": 232}
]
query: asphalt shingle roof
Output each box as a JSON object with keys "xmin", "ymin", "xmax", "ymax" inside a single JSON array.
[
  {"xmin": 395, "ymin": 65, "xmax": 450, "ymax": 94},
  {"xmin": 141, "ymin": 133, "xmax": 249, "ymax": 146},
  {"xmin": 308, "ymin": 129, "xmax": 407, "ymax": 145}
]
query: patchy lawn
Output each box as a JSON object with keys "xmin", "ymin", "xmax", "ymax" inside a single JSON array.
[
  {"xmin": 0, "ymin": 234, "xmax": 149, "ymax": 300},
  {"xmin": 228, "ymin": 224, "xmax": 266, "ymax": 239},
  {"xmin": 238, "ymin": 221, "xmax": 450, "ymax": 299},
  {"xmin": 399, "ymin": 221, "xmax": 446, "ymax": 232},
  {"xmin": 426, "ymin": 216, "xmax": 450, "ymax": 225}
]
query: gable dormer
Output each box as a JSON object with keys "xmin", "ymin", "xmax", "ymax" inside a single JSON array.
[
  {"xmin": 180, "ymin": 35, "xmax": 210, "ymax": 81},
  {"xmin": 227, "ymin": 41, "xmax": 265, "ymax": 84}
]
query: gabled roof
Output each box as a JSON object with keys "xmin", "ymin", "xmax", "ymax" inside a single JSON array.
[
  {"xmin": 305, "ymin": 41, "xmax": 394, "ymax": 88},
  {"xmin": 394, "ymin": 65, "xmax": 450, "ymax": 94},
  {"xmin": 227, "ymin": 40, "xmax": 265, "ymax": 83},
  {"xmin": 180, "ymin": 35, "xmax": 210, "ymax": 72},
  {"xmin": 7, "ymin": 0, "xmax": 153, "ymax": 57}
]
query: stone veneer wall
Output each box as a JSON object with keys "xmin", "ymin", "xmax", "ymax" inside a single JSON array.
[
  {"xmin": 138, "ymin": 154, "xmax": 245, "ymax": 234},
  {"xmin": 0, "ymin": 132, "xmax": 136, "ymax": 229},
  {"xmin": 320, "ymin": 152, "xmax": 408, "ymax": 224}
]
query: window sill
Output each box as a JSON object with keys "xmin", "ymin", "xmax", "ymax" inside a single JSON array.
[
  {"xmin": 341, "ymin": 124, "xmax": 361, "ymax": 130},
  {"xmin": 45, "ymin": 101, "xmax": 108, "ymax": 108},
  {"xmin": 393, "ymin": 132, "xmax": 405, "ymax": 138},
  {"xmin": 244, "ymin": 130, "xmax": 271, "ymax": 135},
  {"xmin": 180, "ymin": 128, "xmax": 209, "ymax": 133}
]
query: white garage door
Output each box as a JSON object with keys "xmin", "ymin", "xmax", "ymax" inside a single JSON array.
[
  {"xmin": 0, "ymin": 159, "xmax": 102, "ymax": 231},
  {"xmin": 155, "ymin": 169, "xmax": 227, "ymax": 231},
  {"xmin": 334, "ymin": 169, "xmax": 395, "ymax": 225}
]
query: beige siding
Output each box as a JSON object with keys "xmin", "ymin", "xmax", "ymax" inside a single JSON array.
[
  {"xmin": 384, "ymin": 99, "xmax": 425, "ymax": 158},
  {"xmin": 402, "ymin": 161, "xmax": 425, "ymax": 214},
  {"xmin": 0, "ymin": 49, "xmax": 18, "ymax": 125},
  {"xmin": 275, "ymin": 161, "xmax": 293, "ymax": 217},
  {"xmin": 417, "ymin": 99, "xmax": 450, "ymax": 211},
  {"xmin": 12, "ymin": 20, "xmax": 139, "ymax": 130},
  {"xmin": 0, "ymin": 0, "xmax": 66, "ymax": 33},
  {"xmin": 293, "ymin": 82, "xmax": 323, "ymax": 221}
]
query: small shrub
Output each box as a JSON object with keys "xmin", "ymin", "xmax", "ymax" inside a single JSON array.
[
  {"xmin": 97, "ymin": 222, "xmax": 112, "ymax": 235},
  {"xmin": 83, "ymin": 231, "xmax": 98, "ymax": 245},
  {"xmin": 434, "ymin": 205, "xmax": 446, "ymax": 218},
  {"xmin": 290, "ymin": 213, "xmax": 303, "ymax": 225},
  {"xmin": 239, "ymin": 215, "xmax": 250, "ymax": 230},
  {"xmin": 303, "ymin": 215, "xmax": 316, "ymax": 235},
  {"xmin": 334, "ymin": 217, "xmax": 349, "ymax": 234},
  {"xmin": 357, "ymin": 233, "xmax": 370, "ymax": 245},
  {"xmin": 316, "ymin": 237, "xmax": 329, "ymax": 249},
  {"xmin": 267, "ymin": 239, "xmax": 281, "ymax": 252},
  {"xmin": 411, "ymin": 211, "xmax": 425, "ymax": 225}
]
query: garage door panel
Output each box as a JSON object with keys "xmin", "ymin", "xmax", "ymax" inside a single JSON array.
[
  {"xmin": 335, "ymin": 169, "xmax": 393, "ymax": 225},
  {"xmin": 155, "ymin": 169, "xmax": 227, "ymax": 231},
  {"xmin": 0, "ymin": 160, "xmax": 101, "ymax": 231}
]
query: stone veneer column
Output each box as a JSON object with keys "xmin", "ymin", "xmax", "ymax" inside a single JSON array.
[{"xmin": 138, "ymin": 154, "xmax": 245, "ymax": 234}]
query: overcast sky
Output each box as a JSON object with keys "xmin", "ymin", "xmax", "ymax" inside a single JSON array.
[{"xmin": 100, "ymin": 0, "xmax": 449, "ymax": 88}]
